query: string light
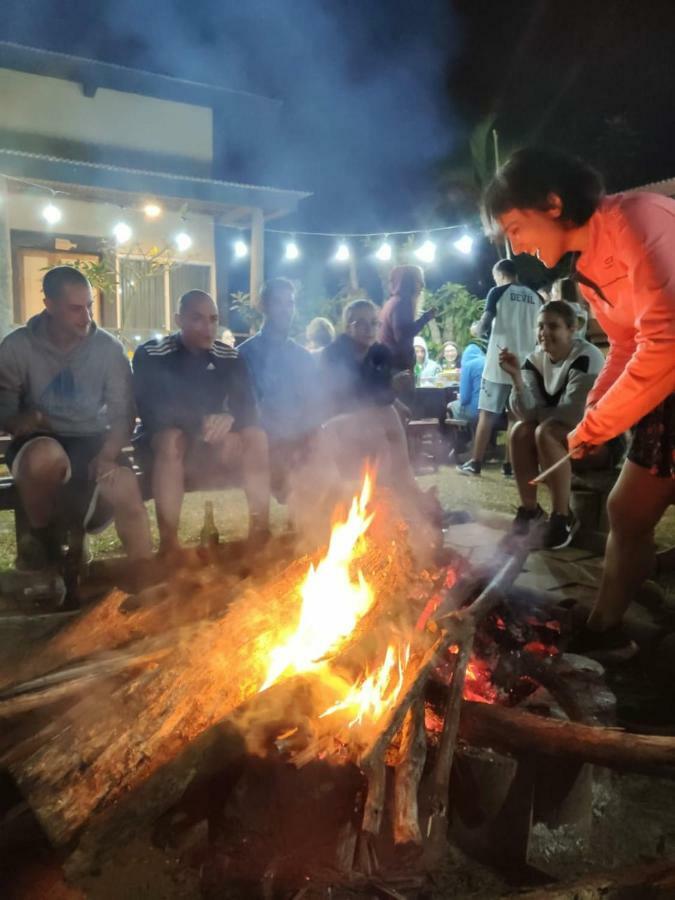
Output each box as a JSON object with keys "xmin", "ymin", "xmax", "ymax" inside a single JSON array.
[
  {"xmin": 113, "ymin": 221, "xmax": 132, "ymax": 244},
  {"xmin": 285, "ymin": 240, "xmax": 300, "ymax": 261},
  {"xmin": 42, "ymin": 203, "xmax": 62, "ymax": 225},
  {"xmin": 453, "ymin": 234, "xmax": 474, "ymax": 255},
  {"xmin": 3, "ymin": 171, "xmax": 482, "ymax": 268},
  {"xmin": 234, "ymin": 238, "xmax": 248, "ymax": 259},
  {"xmin": 334, "ymin": 241, "xmax": 350, "ymax": 262},
  {"xmin": 414, "ymin": 238, "xmax": 436, "ymax": 264},
  {"xmin": 175, "ymin": 231, "xmax": 192, "ymax": 252},
  {"xmin": 375, "ymin": 239, "xmax": 392, "ymax": 262},
  {"xmin": 143, "ymin": 202, "xmax": 162, "ymax": 219}
]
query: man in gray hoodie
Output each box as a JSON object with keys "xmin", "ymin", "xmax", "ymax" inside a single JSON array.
[{"xmin": 0, "ymin": 266, "xmax": 152, "ymax": 569}]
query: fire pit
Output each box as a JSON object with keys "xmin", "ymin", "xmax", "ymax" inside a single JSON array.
[{"xmin": 2, "ymin": 471, "xmax": 675, "ymax": 897}]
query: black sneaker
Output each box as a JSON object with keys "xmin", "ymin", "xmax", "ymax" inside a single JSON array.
[
  {"xmin": 567, "ymin": 623, "xmax": 638, "ymax": 663},
  {"xmin": 502, "ymin": 462, "xmax": 513, "ymax": 478},
  {"xmin": 457, "ymin": 460, "xmax": 481, "ymax": 477},
  {"xmin": 511, "ymin": 504, "xmax": 546, "ymax": 537},
  {"xmin": 543, "ymin": 512, "xmax": 579, "ymax": 550}
]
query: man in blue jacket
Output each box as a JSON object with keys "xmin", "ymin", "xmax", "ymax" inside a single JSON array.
[{"xmin": 448, "ymin": 335, "xmax": 486, "ymax": 426}]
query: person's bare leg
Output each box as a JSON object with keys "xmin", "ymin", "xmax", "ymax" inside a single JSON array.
[
  {"xmin": 587, "ymin": 461, "xmax": 675, "ymax": 631},
  {"xmin": 471, "ymin": 410, "xmax": 496, "ymax": 463},
  {"xmin": 14, "ymin": 438, "xmax": 69, "ymax": 527},
  {"xmin": 535, "ymin": 419, "xmax": 572, "ymax": 515},
  {"xmin": 99, "ymin": 467, "xmax": 153, "ymax": 560},
  {"xmin": 151, "ymin": 428, "xmax": 187, "ymax": 553},
  {"xmin": 238, "ymin": 427, "xmax": 271, "ymax": 531},
  {"xmin": 504, "ymin": 412, "xmax": 515, "ymax": 465},
  {"xmin": 510, "ymin": 420, "xmax": 539, "ymax": 509}
]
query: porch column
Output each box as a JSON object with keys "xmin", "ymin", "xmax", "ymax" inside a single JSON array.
[
  {"xmin": 213, "ymin": 222, "xmax": 230, "ymax": 325},
  {"xmin": 249, "ymin": 207, "xmax": 264, "ymax": 306},
  {"xmin": 0, "ymin": 177, "xmax": 14, "ymax": 337}
]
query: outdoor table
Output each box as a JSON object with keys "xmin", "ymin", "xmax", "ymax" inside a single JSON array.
[{"xmin": 412, "ymin": 384, "xmax": 459, "ymax": 421}]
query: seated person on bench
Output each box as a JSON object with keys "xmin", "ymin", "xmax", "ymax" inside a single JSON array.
[
  {"xmin": 318, "ymin": 299, "xmax": 441, "ymax": 541},
  {"xmin": 0, "ymin": 266, "xmax": 152, "ymax": 571},
  {"xmin": 447, "ymin": 330, "xmax": 486, "ymax": 427},
  {"xmin": 133, "ymin": 290, "xmax": 270, "ymax": 556},
  {"xmin": 238, "ymin": 278, "xmax": 323, "ymax": 512},
  {"xmin": 499, "ymin": 300, "xmax": 612, "ymax": 550}
]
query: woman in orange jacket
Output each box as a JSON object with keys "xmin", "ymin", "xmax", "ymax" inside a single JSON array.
[{"xmin": 482, "ymin": 147, "xmax": 675, "ymax": 661}]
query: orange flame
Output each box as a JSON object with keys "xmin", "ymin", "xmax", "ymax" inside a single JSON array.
[
  {"xmin": 261, "ymin": 472, "xmax": 376, "ymax": 690},
  {"xmin": 319, "ymin": 643, "xmax": 411, "ymax": 727}
]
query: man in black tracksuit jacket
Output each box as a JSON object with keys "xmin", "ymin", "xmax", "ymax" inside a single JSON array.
[{"xmin": 133, "ymin": 290, "xmax": 270, "ymax": 556}]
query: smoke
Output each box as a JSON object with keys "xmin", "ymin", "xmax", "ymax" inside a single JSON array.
[{"xmin": 0, "ymin": 0, "xmax": 460, "ymax": 231}]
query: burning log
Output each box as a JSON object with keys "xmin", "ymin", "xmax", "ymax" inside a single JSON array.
[
  {"xmin": 460, "ymin": 701, "xmax": 675, "ymax": 777},
  {"xmin": 393, "ymin": 702, "xmax": 427, "ymax": 849},
  {"xmin": 1, "ymin": 481, "xmax": 424, "ymax": 863}
]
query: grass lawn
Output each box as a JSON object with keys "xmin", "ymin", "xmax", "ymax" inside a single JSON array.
[{"xmin": 0, "ymin": 464, "xmax": 672, "ymax": 570}]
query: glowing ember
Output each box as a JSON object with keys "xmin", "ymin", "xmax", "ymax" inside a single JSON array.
[
  {"xmin": 261, "ymin": 473, "xmax": 376, "ymax": 690},
  {"xmin": 320, "ymin": 643, "xmax": 411, "ymax": 727},
  {"xmin": 463, "ymin": 656, "xmax": 498, "ymax": 704}
]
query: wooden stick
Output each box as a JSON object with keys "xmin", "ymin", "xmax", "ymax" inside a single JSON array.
[
  {"xmin": 393, "ymin": 702, "xmax": 427, "ymax": 848},
  {"xmin": 460, "ymin": 700, "xmax": 675, "ymax": 777},
  {"xmin": 513, "ymin": 859, "xmax": 675, "ymax": 899},
  {"xmin": 424, "ymin": 626, "xmax": 475, "ymax": 858}
]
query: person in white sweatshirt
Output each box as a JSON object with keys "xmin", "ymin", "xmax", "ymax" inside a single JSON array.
[{"xmin": 499, "ymin": 300, "xmax": 609, "ymax": 549}]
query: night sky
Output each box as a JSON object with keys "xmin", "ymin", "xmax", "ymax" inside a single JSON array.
[{"xmin": 1, "ymin": 0, "xmax": 674, "ymax": 236}]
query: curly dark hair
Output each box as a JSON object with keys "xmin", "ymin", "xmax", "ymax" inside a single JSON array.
[{"xmin": 482, "ymin": 147, "xmax": 605, "ymax": 235}]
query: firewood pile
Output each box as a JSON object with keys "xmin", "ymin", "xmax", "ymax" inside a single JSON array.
[{"xmin": 2, "ymin": 472, "xmax": 675, "ymax": 897}]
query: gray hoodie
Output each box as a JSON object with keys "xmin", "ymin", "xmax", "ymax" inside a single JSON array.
[{"xmin": 0, "ymin": 312, "xmax": 134, "ymax": 436}]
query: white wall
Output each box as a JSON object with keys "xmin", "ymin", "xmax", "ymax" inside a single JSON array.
[
  {"xmin": 0, "ymin": 68, "xmax": 213, "ymax": 163},
  {"xmin": 7, "ymin": 192, "xmax": 216, "ymax": 260}
]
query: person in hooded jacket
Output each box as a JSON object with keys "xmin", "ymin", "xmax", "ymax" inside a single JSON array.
[
  {"xmin": 0, "ymin": 266, "xmax": 152, "ymax": 571},
  {"xmin": 447, "ymin": 336, "xmax": 485, "ymax": 426},
  {"xmin": 413, "ymin": 336, "xmax": 441, "ymax": 385}
]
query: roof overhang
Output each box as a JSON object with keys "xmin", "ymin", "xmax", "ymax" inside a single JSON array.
[
  {"xmin": 0, "ymin": 148, "xmax": 311, "ymax": 226},
  {"xmin": 0, "ymin": 40, "xmax": 280, "ymax": 118}
]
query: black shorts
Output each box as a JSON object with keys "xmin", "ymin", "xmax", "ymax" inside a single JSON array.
[
  {"xmin": 627, "ymin": 394, "xmax": 675, "ymax": 479},
  {"xmin": 6, "ymin": 432, "xmax": 123, "ymax": 532},
  {"xmin": 6, "ymin": 432, "xmax": 105, "ymax": 480}
]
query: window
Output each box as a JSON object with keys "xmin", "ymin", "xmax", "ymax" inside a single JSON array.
[
  {"xmin": 169, "ymin": 264, "xmax": 212, "ymax": 316},
  {"xmin": 119, "ymin": 259, "xmax": 166, "ymax": 331},
  {"xmin": 117, "ymin": 259, "xmax": 213, "ymax": 333}
]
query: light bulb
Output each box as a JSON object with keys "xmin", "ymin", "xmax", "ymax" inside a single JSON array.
[
  {"xmin": 453, "ymin": 234, "xmax": 473, "ymax": 255},
  {"xmin": 414, "ymin": 239, "xmax": 436, "ymax": 263},
  {"xmin": 285, "ymin": 241, "xmax": 300, "ymax": 260},
  {"xmin": 375, "ymin": 240, "xmax": 392, "ymax": 262},
  {"xmin": 175, "ymin": 232, "xmax": 192, "ymax": 252},
  {"xmin": 42, "ymin": 203, "xmax": 62, "ymax": 225},
  {"xmin": 234, "ymin": 239, "xmax": 248, "ymax": 259},
  {"xmin": 143, "ymin": 203, "xmax": 162, "ymax": 219},
  {"xmin": 334, "ymin": 242, "xmax": 350, "ymax": 262},
  {"xmin": 113, "ymin": 222, "xmax": 132, "ymax": 244}
]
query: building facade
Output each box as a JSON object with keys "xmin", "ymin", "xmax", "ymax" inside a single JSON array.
[{"xmin": 0, "ymin": 42, "xmax": 309, "ymax": 346}]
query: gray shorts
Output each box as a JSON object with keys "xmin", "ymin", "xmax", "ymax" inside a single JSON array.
[{"xmin": 478, "ymin": 379, "xmax": 511, "ymax": 414}]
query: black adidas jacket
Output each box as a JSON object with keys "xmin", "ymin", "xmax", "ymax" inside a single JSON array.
[{"xmin": 132, "ymin": 334, "xmax": 259, "ymax": 438}]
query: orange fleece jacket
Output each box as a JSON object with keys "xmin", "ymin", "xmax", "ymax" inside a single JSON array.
[{"xmin": 569, "ymin": 191, "xmax": 675, "ymax": 449}]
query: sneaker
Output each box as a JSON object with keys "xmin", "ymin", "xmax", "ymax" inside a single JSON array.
[
  {"xmin": 502, "ymin": 462, "xmax": 513, "ymax": 478},
  {"xmin": 511, "ymin": 504, "xmax": 546, "ymax": 537},
  {"xmin": 543, "ymin": 512, "xmax": 579, "ymax": 550},
  {"xmin": 457, "ymin": 460, "xmax": 481, "ymax": 477},
  {"xmin": 567, "ymin": 623, "xmax": 638, "ymax": 663}
]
